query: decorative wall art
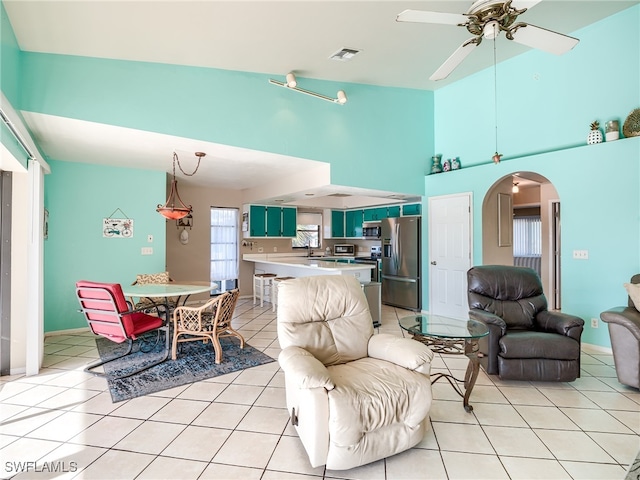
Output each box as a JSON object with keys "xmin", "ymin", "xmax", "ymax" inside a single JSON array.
[{"xmin": 103, "ymin": 208, "xmax": 133, "ymax": 238}]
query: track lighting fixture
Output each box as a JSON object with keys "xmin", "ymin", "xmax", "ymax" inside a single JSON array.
[
  {"xmin": 269, "ymin": 72, "xmax": 348, "ymax": 105},
  {"xmin": 286, "ymin": 72, "xmax": 297, "ymax": 88}
]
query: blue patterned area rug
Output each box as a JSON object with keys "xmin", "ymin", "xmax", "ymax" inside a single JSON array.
[{"xmin": 95, "ymin": 335, "xmax": 275, "ymax": 403}]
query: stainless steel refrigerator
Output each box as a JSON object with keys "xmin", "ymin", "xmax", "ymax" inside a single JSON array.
[{"xmin": 381, "ymin": 216, "xmax": 421, "ymax": 310}]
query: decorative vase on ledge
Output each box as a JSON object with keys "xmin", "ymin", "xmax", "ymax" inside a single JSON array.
[
  {"xmin": 587, "ymin": 121, "xmax": 603, "ymax": 145},
  {"xmin": 430, "ymin": 154, "xmax": 443, "ymax": 174}
]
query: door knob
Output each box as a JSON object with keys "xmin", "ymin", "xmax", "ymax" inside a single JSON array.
[{"xmin": 430, "ymin": 261, "xmax": 437, "ymax": 265}]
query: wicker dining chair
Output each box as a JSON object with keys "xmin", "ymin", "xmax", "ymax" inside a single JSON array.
[{"xmin": 171, "ymin": 289, "xmax": 243, "ymax": 363}]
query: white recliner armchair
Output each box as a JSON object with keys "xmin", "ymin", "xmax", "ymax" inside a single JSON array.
[{"xmin": 277, "ymin": 275, "xmax": 434, "ymax": 471}]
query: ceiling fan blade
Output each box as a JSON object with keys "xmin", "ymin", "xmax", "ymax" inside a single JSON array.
[
  {"xmin": 430, "ymin": 37, "xmax": 481, "ymax": 81},
  {"xmin": 396, "ymin": 9, "xmax": 467, "ymax": 26},
  {"xmin": 510, "ymin": 24, "xmax": 579, "ymax": 55},
  {"xmin": 510, "ymin": 0, "xmax": 542, "ymax": 11}
]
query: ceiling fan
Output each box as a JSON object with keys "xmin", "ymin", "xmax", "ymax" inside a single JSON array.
[{"xmin": 397, "ymin": 0, "xmax": 579, "ymax": 81}]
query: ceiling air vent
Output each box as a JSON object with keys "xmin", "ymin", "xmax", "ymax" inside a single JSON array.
[{"xmin": 329, "ymin": 48, "xmax": 360, "ymax": 62}]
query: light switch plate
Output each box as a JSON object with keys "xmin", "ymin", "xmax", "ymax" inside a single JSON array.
[{"xmin": 141, "ymin": 247, "xmax": 153, "ymax": 255}]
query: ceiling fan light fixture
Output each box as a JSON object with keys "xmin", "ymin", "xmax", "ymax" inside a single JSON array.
[{"xmin": 483, "ymin": 20, "xmax": 500, "ymax": 39}]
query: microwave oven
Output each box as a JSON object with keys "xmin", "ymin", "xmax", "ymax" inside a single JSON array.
[
  {"xmin": 363, "ymin": 225, "xmax": 381, "ymax": 239},
  {"xmin": 333, "ymin": 244, "xmax": 355, "ymax": 256}
]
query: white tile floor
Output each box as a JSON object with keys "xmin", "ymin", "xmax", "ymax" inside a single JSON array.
[{"xmin": 1, "ymin": 299, "xmax": 639, "ymax": 480}]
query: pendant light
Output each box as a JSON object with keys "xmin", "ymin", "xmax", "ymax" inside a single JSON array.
[
  {"xmin": 490, "ymin": 24, "xmax": 502, "ymax": 164},
  {"xmin": 156, "ymin": 151, "xmax": 205, "ymax": 220}
]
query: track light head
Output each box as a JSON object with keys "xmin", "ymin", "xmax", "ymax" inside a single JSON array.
[
  {"xmin": 286, "ymin": 72, "xmax": 297, "ymax": 88},
  {"xmin": 336, "ymin": 90, "xmax": 347, "ymax": 105}
]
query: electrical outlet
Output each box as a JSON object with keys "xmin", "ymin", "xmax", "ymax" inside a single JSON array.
[
  {"xmin": 591, "ymin": 318, "xmax": 599, "ymax": 328},
  {"xmin": 572, "ymin": 250, "xmax": 589, "ymax": 259}
]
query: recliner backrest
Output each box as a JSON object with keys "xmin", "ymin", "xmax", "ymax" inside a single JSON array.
[
  {"xmin": 277, "ymin": 275, "xmax": 373, "ymax": 366},
  {"xmin": 468, "ymin": 265, "xmax": 548, "ymax": 329}
]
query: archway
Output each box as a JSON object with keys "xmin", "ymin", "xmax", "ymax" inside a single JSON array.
[{"xmin": 481, "ymin": 171, "xmax": 562, "ymax": 309}]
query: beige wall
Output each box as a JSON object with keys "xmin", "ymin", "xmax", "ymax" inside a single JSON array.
[{"xmin": 165, "ymin": 184, "xmax": 247, "ymax": 299}]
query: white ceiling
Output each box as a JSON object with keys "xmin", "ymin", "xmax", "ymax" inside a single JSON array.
[{"xmin": 5, "ymin": 0, "xmax": 637, "ymax": 205}]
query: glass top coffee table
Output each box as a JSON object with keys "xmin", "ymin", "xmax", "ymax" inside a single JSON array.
[{"xmin": 399, "ymin": 314, "xmax": 489, "ymax": 412}]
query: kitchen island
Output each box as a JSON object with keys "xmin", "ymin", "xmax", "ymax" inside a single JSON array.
[{"xmin": 243, "ymin": 254, "xmax": 374, "ymax": 283}]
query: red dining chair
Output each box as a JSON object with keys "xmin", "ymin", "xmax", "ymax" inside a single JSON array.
[{"xmin": 76, "ymin": 280, "xmax": 170, "ymax": 378}]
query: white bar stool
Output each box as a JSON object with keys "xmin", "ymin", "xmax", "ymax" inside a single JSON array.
[
  {"xmin": 272, "ymin": 276, "xmax": 295, "ymax": 312},
  {"xmin": 253, "ymin": 273, "xmax": 277, "ymax": 307}
]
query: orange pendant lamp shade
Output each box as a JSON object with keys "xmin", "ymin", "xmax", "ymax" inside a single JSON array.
[
  {"xmin": 156, "ymin": 152, "xmax": 204, "ymax": 220},
  {"xmin": 156, "ymin": 179, "xmax": 192, "ymax": 220}
]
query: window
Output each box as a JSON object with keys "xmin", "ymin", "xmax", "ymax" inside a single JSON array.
[
  {"xmin": 292, "ymin": 212, "xmax": 322, "ymax": 249},
  {"xmin": 210, "ymin": 207, "xmax": 239, "ymax": 294},
  {"xmin": 513, "ymin": 215, "xmax": 542, "ymax": 257}
]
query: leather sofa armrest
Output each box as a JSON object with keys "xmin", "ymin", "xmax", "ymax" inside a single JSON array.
[
  {"xmin": 278, "ymin": 346, "xmax": 335, "ymax": 391},
  {"xmin": 469, "ymin": 309, "xmax": 507, "ymax": 335},
  {"xmin": 535, "ymin": 311, "xmax": 584, "ymax": 341},
  {"xmin": 601, "ymin": 307, "xmax": 640, "ymax": 341},
  {"xmin": 368, "ymin": 333, "xmax": 433, "ymax": 375}
]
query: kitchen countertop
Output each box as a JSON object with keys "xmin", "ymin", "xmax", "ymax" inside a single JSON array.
[{"xmin": 243, "ymin": 254, "xmax": 374, "ymax": 271}]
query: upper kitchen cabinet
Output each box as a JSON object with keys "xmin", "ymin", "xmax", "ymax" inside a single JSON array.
[
  {"xmin": 243, "ymin": 205, "xmax": 297, "ymax": 238},
  {"xmin": 387, "ymin": 206, "xmax": 401, "ymax": 218},
  {"xmin": 363, "ymin": 207, "xmax": 388, "ymax": 222},
  {"xmin": 402, "ymin": 203, "xmax": 422, "ymax": 216},
  {"xmin": 323, "ymin": 209, "xmax": 345, "ymax": 239},
  {"xmin": 345, "ymin": 210, "xmax": 364, "ymax": 238},
  {"xmin": 281, "ymin": 207, "xmax": 297, "ymax": 237}
]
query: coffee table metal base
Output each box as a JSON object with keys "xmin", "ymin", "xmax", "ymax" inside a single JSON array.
[{"xmin": 411, "ymin": 334, "xmax": 481, "ymax": 413}]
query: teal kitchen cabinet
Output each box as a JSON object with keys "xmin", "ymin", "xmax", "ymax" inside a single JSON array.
[
  {"xmin": 363, "ymin": 207, "xmax": 388, "ymax": 222},
  {"xmin": 331, "ymin": 210, "xmax": 345, "ymax": 238},
  {"xmin": 402, "ymin": 203, "xmax": 422, "ymax": 216},
  {"xmin": 266, "ymin": 206, "xmax": 282, "ymax": 236},
  {"xmin": 247, "ymin": 205, "xmax": 266, "ymax": 237},
  {"xmin": 281, "ymin": 207, "xmax": 297, "ymax": 237},
  {"xmin": 387, "ymin": 206, "xmax": 401, "ymax": 218},
  {"xmin": 244, "ymin": 205, "xmax": 297, "ymax": 237},
  {"xmin": 345, "ymin": 210, "xmax": 364, "ymax": 238}
]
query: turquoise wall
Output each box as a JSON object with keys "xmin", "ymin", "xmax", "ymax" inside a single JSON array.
[
  {"xmin": 427, "ymin": 6, "xmax": 640, "ymax": 348},
  {"xmin": 0, "ymin": 1, "xmax": 29, "ymax": 168},
  {"xmin": 20, "ymin": 53, "xmax": 434, "ymax": 196},
  {"xmin": 434, "ymin": 5, "xmax": 640, "ymax": 165},
  {"xmin": 0, "ymin": 1, "xmax": 19, "ymax": 105},
  {"xmin": 44, "ymin": 160, "xmax": 167, "ymax": 332}
]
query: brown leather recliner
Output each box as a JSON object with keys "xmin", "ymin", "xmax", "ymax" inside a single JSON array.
[
  {"xmin": 600, "ymin": 274, "xmax": 640, "ymax": 389},
  {"xmin": 467, "ymin": 265, "xmax": 584, "ymax": 382}
]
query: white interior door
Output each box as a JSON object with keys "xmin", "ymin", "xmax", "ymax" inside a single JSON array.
[{"xmin": 428, "ymin": 193, "xmax": 472, "ymax": 319}]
